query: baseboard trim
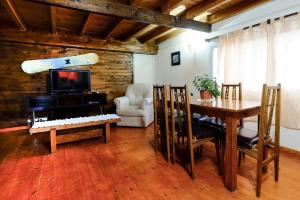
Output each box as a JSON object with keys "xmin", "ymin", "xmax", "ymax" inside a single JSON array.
[{"xmin": 280, "ymin": 146, "xmax": 300, "ymax": 156}]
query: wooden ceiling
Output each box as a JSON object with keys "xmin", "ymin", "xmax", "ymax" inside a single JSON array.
[{"xmin": 0, "ymin": 0, "xmax": 270, "ymax": 45}]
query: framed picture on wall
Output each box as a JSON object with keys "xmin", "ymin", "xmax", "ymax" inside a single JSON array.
[{"xmin": 171, "ymin": 51, "xmax": 181, "ymax": 66}]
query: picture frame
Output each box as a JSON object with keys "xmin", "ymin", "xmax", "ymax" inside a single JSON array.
[{"xmin": 171, "ymin": 51, "xmax": 181, "ymax": 66}]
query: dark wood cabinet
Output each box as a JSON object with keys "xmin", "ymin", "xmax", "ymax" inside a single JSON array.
[{"xmin": 26, "ymin": 93, "xmax": 107, "ymax": 120}]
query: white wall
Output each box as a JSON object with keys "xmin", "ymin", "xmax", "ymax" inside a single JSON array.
[
  {"xmin": 133, "ymin": 54, "xmax": 155, "ymax": 84},
  {"xmin": 155, "ymin": 30, "xmax": 213, "ymax": 96}
]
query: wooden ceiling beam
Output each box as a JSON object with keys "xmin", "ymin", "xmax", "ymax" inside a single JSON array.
[
  {"xmin": 0, "ymin": 27, "xmax": 157, "ymax": 54},
  {"xmin": 81, "ymin": 13, "xmax": 93, "ymax": 36},
  {"xmin": 2, "ymin": 0, "xmax": 26, "ymax": 32},
  {"xmin": 30, "ymin": 0, "xmax": 211, "ymax": 32},
  {"xmin": 103, "ymin": 0, "xmax": 139, "ymax": 39},
  {"xmin": 120, "ymin": 23, "xmax": 148, "ymax": 41},
  {"xmin": 104, "ymin": 18, "xmax": 123, "ymax": 39},
  {"xmin": 207, "ymin": 0, "xmax": 271, "ymax": 23},
  {"xmin": 138, "ymin": 27, "xmax": 174, "ymax": 43},
  {"xmin": 155, "ymin": 29, "xmax": 185, "ymax": 44},
  {"xmin": 125, "ymin": 24, "xmax": 158, "ymax": 41},
  {"xmin": 185, "ymin": 0, "xmax": 230, "ymax": 19},
  {"xmin": 161, "ymin": 0, "xmax": 190, "ymax": 14},
  {"xmin": 50, "ymin": 6, "xmax": 57, "ymax": 34}
]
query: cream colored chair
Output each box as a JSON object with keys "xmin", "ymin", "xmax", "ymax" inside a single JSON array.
[{"xmin": 114, "ymin": 83, "xmax": 154, "ymax": 127}]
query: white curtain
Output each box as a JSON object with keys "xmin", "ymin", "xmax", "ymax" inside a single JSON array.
[{"xmin": 217, "ymin": 15, "xmax": 300, "ymax": 129}]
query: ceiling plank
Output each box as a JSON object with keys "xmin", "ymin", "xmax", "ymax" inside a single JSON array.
[
  {"xmin": 30, "ymin": 0, "xmax": 211, "ymax": 32},
  {"xmin": 2, "ymin": 0, "xmax": 26, "ymax": 32},
  {"xmin": 50, "ymin": 6, "xmax": 57, "ymax": 34},
  {"xmin": 185, "ymin": 0, "xmax": 230, "ymax": 19},
  {"xmin": 138, "ymin": 27, "xmax": 174, "ymax": 43},
  {"xmin": 207, "ymin": 0, "xmax": 271, "ymax": 23},
  {"xmin": 0, "ymin": 27, "xmax": 158, "ymax": 54},
  {"xmin": 161, "ymin": 0, "xmax": 190, "ymax": 14},
  {"xmin": 155, "ymin": 29, "xmax": 185, "ymax": 44},
  {"xmin": 81, "ymin": 13, "xmax": 93, "ymax": 36}
]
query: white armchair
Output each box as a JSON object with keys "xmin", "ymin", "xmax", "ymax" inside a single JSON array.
[{"xmin": 114, "ymin": 83, "xmax": 154, "ymax": 127}]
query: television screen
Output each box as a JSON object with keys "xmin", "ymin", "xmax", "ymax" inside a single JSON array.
[{"xmin": 50, "ymin": 69, "xmax": 91, "ymax": 93}]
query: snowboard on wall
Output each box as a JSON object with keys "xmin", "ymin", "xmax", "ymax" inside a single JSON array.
[{"xmin": 21, "ymin": 53, "xmax": 99, "ymax": 74}]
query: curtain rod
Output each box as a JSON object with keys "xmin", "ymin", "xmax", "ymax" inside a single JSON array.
[{"xmin": 205, "ymin": 12, "xmax": 299, "ymax": 42}]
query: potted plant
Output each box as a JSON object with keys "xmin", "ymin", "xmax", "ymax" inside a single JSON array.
[{"xmin": 193, "ymin": 74, "xmax": 220, "ymax": 99}]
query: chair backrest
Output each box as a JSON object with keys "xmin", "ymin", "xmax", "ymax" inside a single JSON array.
[
  {"xmin": 126, "ymin": 83, "xmax": 152, "ymax": 106},
  {"xmin": 221, "ymin": 83, "xmax": 242, "ymax": 100},
  {"xmin": 153, "ymin": 85, "xmax": 168, "ymax": 134},
  {"xmin": 169, "ymin": 85, "xmax": 192, "ymax": 146},
  {"xmin": 258, "ymin": 84, "xmax": 281, "ymax": 144}
]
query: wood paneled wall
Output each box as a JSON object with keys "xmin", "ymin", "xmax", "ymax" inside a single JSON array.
[{"xmin": 0, "ymin": 41, "xmax": 133, "ymax": 127}]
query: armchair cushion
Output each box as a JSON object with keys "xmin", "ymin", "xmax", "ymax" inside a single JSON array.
[
  {"xmin": 114, "ymin": 96, "xmax": 130, "ymax": 110},
  {"xmin": 125, "ymin": 83, "xmax": 153, "ymax": 106},
  {"xmin": 140, "ymin": 97, "xmax": 153, "ymax": 109},
  {"xmin": 116, "ymin": 106, "xmax": 145, "ymax": 117}
]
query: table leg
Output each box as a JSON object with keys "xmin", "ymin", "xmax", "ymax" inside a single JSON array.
[
  {"xmin": 224, "ymin": 113, "xmax": 238, "ymax": 191},
  {"xmin": 104, "ymin": 122, "xmax": 110, "ymax": 143},
  {"xmin": 50, "ymin": 129, "xmax": 57, "ymax": 154}
]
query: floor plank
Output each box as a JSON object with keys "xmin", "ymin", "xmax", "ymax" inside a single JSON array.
[{"xmin": 0, "ymin": 125, "xmax": 300, "ymax": 199}]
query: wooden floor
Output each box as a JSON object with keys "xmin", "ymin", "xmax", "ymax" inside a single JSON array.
[{"xmin": 0, "ymin": 125, "xmax": 300, "ymax": 200}]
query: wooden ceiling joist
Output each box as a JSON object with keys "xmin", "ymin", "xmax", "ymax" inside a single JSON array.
[
  {"xmin": 2, "ymin": 0, "xmax": 26, "ymax": 32},
  {"xmin": 104, "ymin": 18, "xmax": 123, "ymax": 39},
  {"xmin": 0, "ymin": 28, "xmax": 157, "ymax": 54},
  {"xmin": 120, "ymin": 23, "xmax": 148, "ymax": 41},
  {"xmin": 185, "ymin": 0, "xmax": 230, "ymax": 19},
  {"xmin": 207, "ymin": 0, "xmax": 271, "ymax": 23},
  {"xmin": 161, "ymin": 0, "xmax": 189, "ymax": 14},
  {"xmin": 154, "ymin": 29, "xmax": 185, "ymax": 44},
  {"xmin": 138, "ymin": 27, "xmax": 173, "ymax": 43},
  {"xmin": 103, "ymin": 0, "xmax": 139, "ymax": 39},
  {"xmin": 31, "ymin": 0, "xmax": 211, "ymax": 32},
  {"xmin": 50, "ymin": 6, "xmax": 57, "ymax": 34},
  {"xmin": 125, "ymin": 24, "xmax": 158, "ymax": 41},
  {"xmin": 81, "ymin": 13, "xmax": 92, "ymax": 36}
]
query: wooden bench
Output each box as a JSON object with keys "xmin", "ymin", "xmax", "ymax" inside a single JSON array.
[{"xmin": 29, "ymin": 116, "xmax": 121, "ymax": 154}]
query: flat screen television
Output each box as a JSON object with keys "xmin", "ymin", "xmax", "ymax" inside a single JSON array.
[{"xmin": 49, "ymin": 69, "xmax": 91, "ymax": 93}]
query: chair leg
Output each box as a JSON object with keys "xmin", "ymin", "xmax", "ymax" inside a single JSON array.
[
  {"xmin": 263, "ymin": 146, "xmax": 268, "ymax": 173},
  {"xmin": 214, "ymin": 139, "xmax": 221, "ymax": 175},
  {"xmin": 199, "ymin": 145, "xmax": 203, "ymax": 156},
  {"xmin": 154, "ymin": 130, "xmax": 158, "ymax": 152},
  {"xmin": 256, "ymin": 160, "xmax": 263, "ymax": 197},
  {"xmin": 218, "ymin": 138, "xmax": 225, "ymax": 176},
  {"xmin": 238, "ymin": 151, "xmax": 242, "ymax": 167},
  {"xmin": 166, "ymin": 132, "xmax": 171, "ymax": 163},
  {"xmin": 189, "ymin": 146, "xmax": 195, "ymax": 179},
  {"xmin": 172, "ymin": 133, "xmax": 176, "ymax": 164},
  {"xmin": 275, "ymin": 152, "xmax": 279, "ymax": 182}
]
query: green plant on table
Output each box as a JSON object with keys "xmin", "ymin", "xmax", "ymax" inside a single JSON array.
[{"xmin": 193, "ymin": 74, "xmax": 221, "ymax": 98}]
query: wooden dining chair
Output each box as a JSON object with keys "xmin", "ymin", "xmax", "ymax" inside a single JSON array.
[
  {"xmin": 169, "ymin": 85, "xmax": 221, "ymax": 179},
  {"xmin": 237, "ymin": 84, "xmax": 281, "ymax": 197},
  {"xmin": 153, "ymin": 84, "xmax": 171, "ymax": 163},
  {"xmin": 198, "ymin": 83, "xmax": 243, "ymax": 174},
  {"xmin": 221, "ymin": 83, "xmax": 243, "ymax": 126}
]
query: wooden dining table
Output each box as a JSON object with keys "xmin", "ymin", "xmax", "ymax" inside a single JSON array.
[{"xmin": 189, "ymin": 97, "xmax": 261, "ymax": 191}]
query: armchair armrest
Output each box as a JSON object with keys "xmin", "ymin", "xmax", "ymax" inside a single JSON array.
[
  {"xmin": 114, "ymin": 96, "xmax": 130, "ymax": 110},
  {"xmin": 141, "ymin": 97, "xmax": 153, "ymax": 109}
]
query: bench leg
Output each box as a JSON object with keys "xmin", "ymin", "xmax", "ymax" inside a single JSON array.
[
  {"xmin": 50, "ymin": 129, "xmax": 57, "ymax": 154},
  {"xmin": 104, "ymin": 123, "xmax": 110, "ymax": 143}
]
